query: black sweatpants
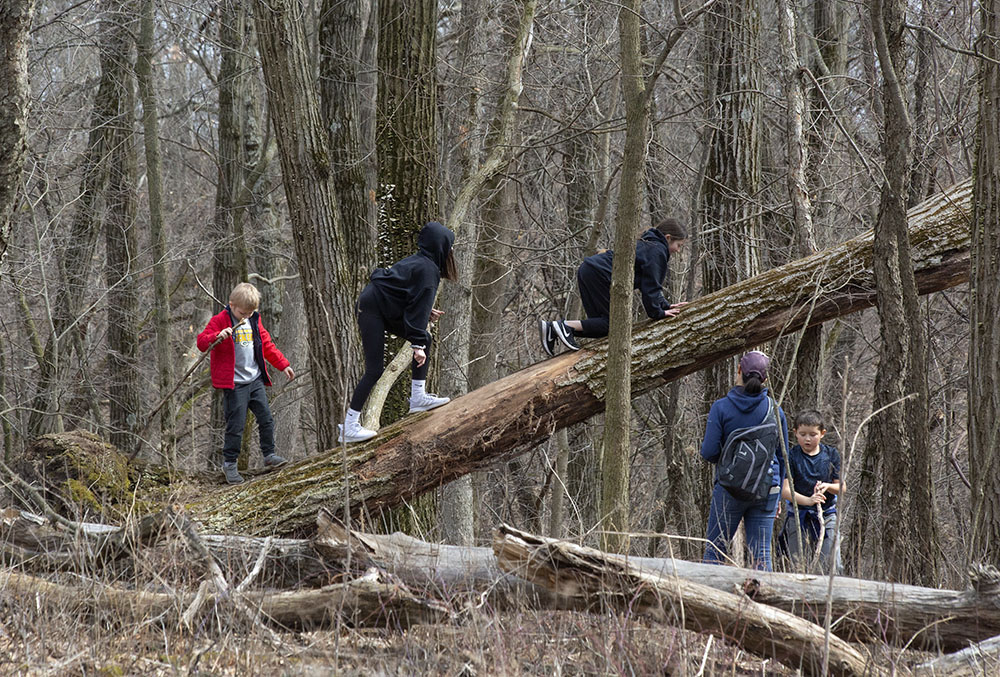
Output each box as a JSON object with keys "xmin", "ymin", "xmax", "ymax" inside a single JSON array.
[
  {"xmin": 222, "ymin": 377, "xmax": 275, "ymax": 464},
  {"xmin": 575, "ymin": 260, "xmax": 612, "ymax": 338},
  {"xmin": 349, "ymin": 284, "xmax": 431, "ymax": 411}
]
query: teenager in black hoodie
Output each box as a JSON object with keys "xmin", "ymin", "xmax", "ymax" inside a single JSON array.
[
  {"xmin": 539, "ymin": 218, "xmax": 688, "ymax": 355},
  {"xmin": 339, "ymin": 221, "xmax": 458, "ymax": 443}
]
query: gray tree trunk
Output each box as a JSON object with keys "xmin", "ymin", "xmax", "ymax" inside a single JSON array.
[
  {"xmin": 136, "ymin": 0, "xmax": 174, "ymax": 463},
  {"xmin": 253, "ymin": 0, "xmax": 356, "ymax": 452},
  {"xmin": 0, "ymin": 0, "xmax": 34, "ymax": 276},
  {"xmin": 101, "ymin": 2, "xmax": 141, "ymax": 458},
  {"xmin": 969, "ymin": 0, "xmax": 1000, "ymax": 568}
]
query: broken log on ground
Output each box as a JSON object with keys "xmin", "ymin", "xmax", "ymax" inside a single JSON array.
[
  {"xmin": 184, "ymin": 180, "xmax": 972, "ymax": 536},
  {"xmin": 914, "ymin": 633, "xmax": 1000, "ymax": 676},
  {"xmin": 0, "ymin": 567, "xmax": 453, "ymax": 630},
  {"xmin": 493, "ymin": 525, "xmax": 879, "ymax": 677}
]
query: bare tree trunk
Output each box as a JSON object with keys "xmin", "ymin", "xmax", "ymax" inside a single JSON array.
[
  {"xmin": 188, "ymin": 180, "xmax": 973, "ymax": 535},
  {"xmin": 102, "ymin": 2, "xmax": 141, "ymax": 459},
  {"xmin": 253, "ymin": 0, "xmax": 355, "ymax": 452},
  {"xmin": 864, "ymin": 0, "xmax": 938, "ymax": 585},
  {"xmin": 136, "ymin": 0, "xmax": 174, "ymax": 463},
  {"xmin": 969, "ymin": 0, "xmax": 1000, "ymax": 568},
  {"xmin": 599, "ymin": 0, "xmax": 646, "ymax": 555},
  {"xmin": 318, "ymin": 0, "xmax": 379, "ymax": 405},
  {"xmin": 0, "ymin": 0, "xmax": 34, "ymax": 276}
]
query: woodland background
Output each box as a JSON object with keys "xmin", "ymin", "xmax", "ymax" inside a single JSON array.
[{"xmin": 1, "ymin": 0, "xmax": 999, "ymax": 673}]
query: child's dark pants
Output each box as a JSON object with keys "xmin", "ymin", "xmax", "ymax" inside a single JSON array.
[
  {"xmin": 350, "ymin": 284, "xmax": 431, "ymax": 412},
  {"xmin": 576, "ymin": 261, "xmax": 612, "ymax": 338},
  {"xmin": 222, "ymin": 377, "xmax": 275, "ymax": 463}
]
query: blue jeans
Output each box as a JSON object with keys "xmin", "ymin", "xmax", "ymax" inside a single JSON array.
[
  {"xmin": 222, "ymin": 377, "xmax": 275, "ymax": 464},
  {"xmin": 703, "ymin": 482, "xmax": 780, "ymax": 570}
]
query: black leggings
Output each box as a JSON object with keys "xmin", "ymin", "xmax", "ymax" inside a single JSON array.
[
  {"xmin": 576, "ymin": 262, "xmax": 612, "ymax": 338},
  {"xmin": 349, "ymin": 285, "xmax": 431, "ymax": 411}
]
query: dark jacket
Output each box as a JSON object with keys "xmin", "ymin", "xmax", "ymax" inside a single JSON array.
[
  {"xmin": 577, "ymin": 228, "xmax": 672, "ymax": 318},
  {"xmin": 368, "ymin": 221, "xmax": 454, "ymax": 348},
  {"xmin": 700, "ymin": 386, "xmax": 788, "ymax": 490},
  {"xmin": 196, "ymin": 307, "xmax": 289, "ymax": 389}
]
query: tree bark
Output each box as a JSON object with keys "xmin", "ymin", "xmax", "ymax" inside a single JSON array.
[
  {"xmin": 494, "ymin": 525, "xmax": 878, "ymax": 677},
  {"xmin": 188, "ymin": 180, "xmax": 973, "ymax": 536},
  {"xmin": 969, "ymin": 0, "xmax": 1000, "ymax": 568},
  {"xmin": 102, "ymin": 2, "xmax": 141, "ymax": 459},
  {"xmin": 253, "ymin": 0, "xmax": 355, "ymax": 452},
  {"xmin": 136, "ymin": 0, "xmax": 174, "ymax": 462},
  {"xmin": 0, "ymin": 0, "xmax": 34, "ymax": 276}
]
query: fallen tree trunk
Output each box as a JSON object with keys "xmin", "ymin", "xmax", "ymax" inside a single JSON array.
[
  {"xmin": 914, "ymin": 634, "xmax": 1000, "ymax": 676},
  {"xmin": 0, "ymin": 567, "xmax": 453, "ymax": 630},
  {"xmin": 188, "ymin": 180, "xmax": 972, "ymax": 535},
  {"xmin": 493, "ymin": 525, "xmax": 879, "ymax": 677}
]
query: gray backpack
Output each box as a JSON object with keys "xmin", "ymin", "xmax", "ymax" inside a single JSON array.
[{"xmin": 716, "ymin": 397, "xmax": 779, "ymax": 501}]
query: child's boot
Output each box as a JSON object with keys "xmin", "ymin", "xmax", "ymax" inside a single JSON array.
[
  {"xmin": 263, "ymin": 453, "xmax": 288, "ymax": 468},
  {"xmin": 552, "ymin": 320, "xmax": 580, "ymax": 351},
  {"xmin": 222, "ymin": 461, "xmax": 244, "ymax": 485},
  {"xmin": 538, "ymin": 319, "xmax": 556, "ymax": 356}
]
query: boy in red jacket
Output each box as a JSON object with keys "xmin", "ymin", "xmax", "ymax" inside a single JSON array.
[{"xmin": 197, "ymin": 283, "xmax": 294, "ymax": 484}]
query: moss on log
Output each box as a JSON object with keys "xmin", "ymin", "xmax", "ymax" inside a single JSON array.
[{"xmin": 190, "ymin": 180, "xmax": 972, "ymax": 536}]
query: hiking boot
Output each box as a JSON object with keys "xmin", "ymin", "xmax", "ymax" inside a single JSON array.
[
  {"xmin": 222, "ymin": 462, "xmax": 244, "ymax": 485},
  {"xmin": 338, "ymin": 421, "xmax": 378, "ymax": 444},
  {"xmin": 263, "ymin": 453, "xmax": 288, "ymax": 468},
  {"xmin": 408, "ymin": 392, "xmax": 450, "ymax": 413},
  {"xmin": 538, "ymin": 319, "xmax": 556, "ymax": 356},
  {"xmin": 551, "ymin": 320, "xmax": 580, "ymax": 351}
]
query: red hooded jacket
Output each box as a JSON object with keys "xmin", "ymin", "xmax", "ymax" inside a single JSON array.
[{"xmin": 197, "ymin": 307, "xmax": 290, "ymax": 389}]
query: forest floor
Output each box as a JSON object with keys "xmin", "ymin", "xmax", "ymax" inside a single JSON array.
[{"xmin": 1, "ymin": 589, "xmax": 945, "ymax": 676}]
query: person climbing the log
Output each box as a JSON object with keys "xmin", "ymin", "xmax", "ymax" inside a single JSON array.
[
  {"xmin": 339, "ymin": 221, "xmax": 458, "ymax": 444},
  {"xmin": 537, "ymin": 217, "xmax": 688, "ymax": 355},
  {"xmin": 197, "ymin": 282, "xmax": 295, "ymax": 485},
  {"xmin": 700, "ymin": 350, "xmax": 788, "ymax": 571},
  {"xmin": 776, "ymin": 409, "xmax": 843, "ymax": 574}
]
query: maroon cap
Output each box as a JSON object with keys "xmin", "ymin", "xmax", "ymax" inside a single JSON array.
[{"xmin": 739, "ymin": 350, "xmax": 769, "ymax": 381}]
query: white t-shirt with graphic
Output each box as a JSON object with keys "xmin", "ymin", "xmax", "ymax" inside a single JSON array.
[{"xmin": 232, "ymin": 320, "xmax": 260, "ymax": 384}]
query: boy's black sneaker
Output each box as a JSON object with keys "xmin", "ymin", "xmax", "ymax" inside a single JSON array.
[
  {"xmin": 552, "ymin": 320, "xmax": 580, "ymax": 351},
  {"xmin": 538, "ymin": 319, "xmax": 556, "ymax": 356}
]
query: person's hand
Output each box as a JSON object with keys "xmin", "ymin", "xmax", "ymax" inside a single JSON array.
[
  {"xmin": 219, "ymin": 326, "xmax": 234, "ymax": 340},
  {"xmin": 815, "ymin": 481, "xmax": 831, "ymax": 495},
  {"xmin": 671, "ymin": 301, "xmax": 690, "ymax": 308},
  {"xmin": 664, "ymin": 307, "xmax": 681, "ymax": 318},
  {"xmin": 413, "ymin": 347, "xmax": 427, "ymax": 367},
  {"xmin": 283, "ymin": 366, "xmax": 295, "ymax": 382},
  {"xmin": 809, "ymin": 491, "xmax": 827, "ymax": 505},
  {"xmin": 429, "ymin": 308, "xmax": 444, "ymax": 324}
]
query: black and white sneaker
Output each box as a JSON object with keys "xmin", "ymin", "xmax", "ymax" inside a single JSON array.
[
  {"xmin": 552, "ymin": 320, "xmax": 580, "ymax": 351},
  {"xmin": 538, "ymin": 319, "xmax": 556, "ymax": 356}
]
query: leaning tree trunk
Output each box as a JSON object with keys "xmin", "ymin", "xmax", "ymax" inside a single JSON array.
[
  {"xmin": 0, "ymin": 0, "xmax": 34, "ymax": 277},
  {"xmin": 253, "ymin": 0, "xmax": 356, "ymax": 452},
  {"xmin": 189, "ymin": 180, "xmax": 973, "ymax": 536}
]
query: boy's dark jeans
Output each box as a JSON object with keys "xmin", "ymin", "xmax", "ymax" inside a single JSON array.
[{"xmin": 222, "ymin": 377, "xmax": 275, "ymax": 464}]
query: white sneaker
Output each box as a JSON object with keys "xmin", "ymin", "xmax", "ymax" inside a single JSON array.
[
  {"xmin": 338, "ymin": 421, "xmax": 377, "ymax": 443},
  {"xmin": 408, "ymin": 393, "xmax": 450, "ymax": 413}
]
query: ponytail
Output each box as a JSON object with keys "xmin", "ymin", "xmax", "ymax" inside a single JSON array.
[{"xmin": 743, "ymin": 373, "xmax": 763, "ymax": 395}]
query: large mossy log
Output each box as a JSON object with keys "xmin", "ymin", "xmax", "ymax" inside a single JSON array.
[{"xmin": 190, "ymin": 180, "xmax": 972, "ymax": 535}]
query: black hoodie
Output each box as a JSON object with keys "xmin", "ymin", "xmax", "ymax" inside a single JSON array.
[
  {"xmin": 579, "ymin": 227, "xmax": 672, "ymax": 318},
  {"xmin": 368, "ymin": 221, "xmax": 454, "ymax": 348}
]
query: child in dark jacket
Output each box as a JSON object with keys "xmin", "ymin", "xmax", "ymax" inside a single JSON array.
[
  {"xmin": 778, "ymin": 410, "xmax": 843, "ymax": 573},
  {"xmin": 197, "ymin": 282, "xmax": 295, "ymax": 484},
  {"xmin": 538, "ymin": 218, "xmax": 688, "ymax": 355},
  {"xmin": 339, "ymin": 221, "xmax": 457, "ymax": 443}
]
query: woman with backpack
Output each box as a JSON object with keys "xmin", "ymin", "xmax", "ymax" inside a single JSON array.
[{"xmin": 699, "ymin": 350, "xmax": 789, "ymax": 571}]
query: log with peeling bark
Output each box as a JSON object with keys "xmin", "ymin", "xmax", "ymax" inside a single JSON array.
[
  {"xmin": 186, "ymin": 180, "xmax": 972, "ymax": 536},
  {"xmin": 0, "ymin": 567, "xmax": 453, "ymax": 629},
  {"xmin": 493, "ymin": 525, "xmax": 879, "ymax": 677}
]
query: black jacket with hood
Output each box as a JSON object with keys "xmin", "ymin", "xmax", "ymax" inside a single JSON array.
[
  {"xmin": 578, "ymin": 227, "xmax": 673, "ymax": 318},
  {"xmin": 368, "ymin": 221, "xmax": 454, "ymax": 349}
]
